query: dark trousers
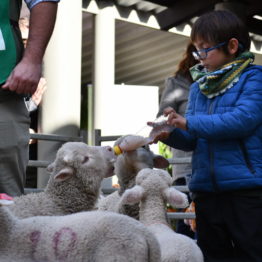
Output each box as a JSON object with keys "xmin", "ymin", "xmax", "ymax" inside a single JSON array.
[
  {"xmin": 0, "ymin": 93, "xmax": 30, "ymax": 196},
  {"xmin": 194, "ymin": 191, "xmax": 262, "ymax": 262}
]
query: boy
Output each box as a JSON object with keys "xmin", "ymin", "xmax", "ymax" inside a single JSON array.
[{"xmin": 154, "ymin": 10, "xmax": 262, "ymax": 262}]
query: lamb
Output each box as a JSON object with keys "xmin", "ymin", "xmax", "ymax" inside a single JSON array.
[
  {"xmin": 98, "ymin": 135, "xmax": 169, "ymax": 219},
  {"xmin": 120, "ymin": 168, "xmax": 204, "ymax": 262},
  {"xmin": 8, "ymin": 142, "xmax": 116, "ymax": 218},
  {"xmin": 0, "ymin": 199, "xmax": 161, "ymax": 262}
]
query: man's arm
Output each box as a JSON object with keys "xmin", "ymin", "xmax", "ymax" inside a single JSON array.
[{"xmin": 2, "ymin": 2, "xmax": 58, "ymax": 94}]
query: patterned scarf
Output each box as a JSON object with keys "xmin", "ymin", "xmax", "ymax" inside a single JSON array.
[{"xmin": 190, "ymin": 52, "xmax": 254, "ymax": 98}]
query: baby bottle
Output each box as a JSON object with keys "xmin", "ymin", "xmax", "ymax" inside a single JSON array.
[
  {"xmin": 113, "ymin": 135, "xmax": 151, "ymax": 155},
  {"xmin": 113, "ymin": 115, "xmax": 175, "ymax": 155}
]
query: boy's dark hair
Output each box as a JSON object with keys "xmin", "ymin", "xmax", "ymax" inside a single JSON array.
[{"xmin": 191, "ymin": 10, "xmax": 250, "ymax": 54}]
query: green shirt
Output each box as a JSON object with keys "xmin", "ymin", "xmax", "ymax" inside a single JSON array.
[{"xmin": 0, "ymin": 0, "xmax": 23, "ymax": 85}]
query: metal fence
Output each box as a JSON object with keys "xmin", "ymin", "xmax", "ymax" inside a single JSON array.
[
  {"xmin": 28, "ymin": 132, "xmax": 86, "ymax": 169},
  {"xmin": 93, "ymin": 129, "xmax": 195, "ymax": 221},
  {"xmin": 27, "ymin": 129, "xmax": 195, "ymax": 220},
  {"xmin": 25, "ymin": 132, "xmax": 86, "ymax": 194}
]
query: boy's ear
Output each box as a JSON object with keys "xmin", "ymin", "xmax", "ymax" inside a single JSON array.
[{"xmin": 228, "ymin": 38, "xmax": 239, "ymax": 55}]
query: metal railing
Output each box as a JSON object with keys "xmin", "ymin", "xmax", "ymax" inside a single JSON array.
[
  {"xmin": 26, "ymin": 129, "xmax": 195, "ymax": 220},
  {"xmin": 28, "ymin": 132, "xmax": 86, "ymax": 168},
  {"xmin": 93, "ymin": 129, "xmax": 195, "ymax": 220},
  {"xmin": 25, "ymin": 132, "xmax": 86, "ymax": 193}
]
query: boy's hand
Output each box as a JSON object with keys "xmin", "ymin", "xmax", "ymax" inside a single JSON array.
[
  {"xmin": 164, "ymin": 107, "xmax": 187, "ymax": 131},
  {"xmin": 149, "ymin": 130, "xmax": 170, "ymax": 144},
  {"xmin": 148, "ymin": 107, "xmax": 188, "ymax": 144}
]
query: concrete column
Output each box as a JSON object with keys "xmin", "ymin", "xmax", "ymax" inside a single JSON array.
[
  {"xmin": 37, "ymin": 0, "xmax": 82, "ymax": 188},
  {"xmin": 94, "ymin": 6, "xmax": 115, "ymax": 130},
  {"xmin": 94, "ymin": 6, "xmax": 115, "ymax": 188}
]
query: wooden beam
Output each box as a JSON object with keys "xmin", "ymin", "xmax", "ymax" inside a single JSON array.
[
  {"xmin": 156, "ymin": 0, "xmax": 220, "ymax": 30},
  {"xmin": 247, "ymin": 17, "xmax": 262, "ymax": 35},
  {"xmin": 246, "ymin": 0, "xmax": 262, "ymax": 16},
  {"xmin": 142, "ymin": 0, "xmax": 175, "ymax": 7},
  {"xmin": 116, "ymin": 0, "xmax": 141, "ymax": 7}
]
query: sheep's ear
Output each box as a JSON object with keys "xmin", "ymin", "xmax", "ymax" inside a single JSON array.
[
  {"xmin": 121, "ymin": 185, "xmax": 144, "ymax": 205},
  {"xmin": 54, "ymin": 167, "xmax": 74, "ymax": 182},
  {"xmin": 0, "ymin": 199, "xmax": 14, "ymax": 206},
  {"xmin": 163, "ymin": 188, "xmax": 189, "ymax": 208},
  {"xmin": 47, "ymin": 162, "xmax": 55, "ymax": 173},
  {"xmin": 153, "ymin": 155, "xmax": 170, "ymax": 169}
]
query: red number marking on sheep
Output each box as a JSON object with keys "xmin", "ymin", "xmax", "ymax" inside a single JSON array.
[
  {"xmin": 29, "ymin": 230, "xmax": 41, "ymax": 259},
  {"xmin": 52, "ymin": 227, "xmax": 77, "ymax": 260}
]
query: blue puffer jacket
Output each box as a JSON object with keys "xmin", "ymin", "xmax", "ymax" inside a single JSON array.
[{"xmin": 164, "ymin": 65, "xmax": 262, "ymax": 193}]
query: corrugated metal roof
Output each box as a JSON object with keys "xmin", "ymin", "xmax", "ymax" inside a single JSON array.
[
  {"xmin": 22, "ymin": 0, "xmax": 262, "ymax": 95},
  {"xmin": 115, "ymin": 0, "xmax": 167, "ymax": 13},
  {"xmin": 113, "ymin": 0, "xmax": 262, "ymax": 36},
  {"xmin": 81, "ymin": 12, "xmax": 190, "ymax": 93},
  {"xmin": 115, "ymin": 19, "xmax": 189, "ymax": 90},
  {"xmin": 81, "ymin": 3, "xmax": 262, "ymax": 95}
]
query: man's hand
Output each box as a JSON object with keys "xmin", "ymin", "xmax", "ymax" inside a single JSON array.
[
  {"xmin": 2, "ymin": 58, "xmax": 41, "ymax": 94},
  {"xmin": 2, "ymin": 2, "xmax": 57, "ymax": 95}
]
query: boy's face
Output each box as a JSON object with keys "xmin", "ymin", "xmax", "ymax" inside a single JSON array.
[{"xmin": 193, "ymin": 38, "xmax": 235, "ymax": 72}]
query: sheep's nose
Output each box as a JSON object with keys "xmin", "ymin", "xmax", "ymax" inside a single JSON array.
[{"xmin": 103, "ymin": 146, "xmax": 117, "ymax": 161}]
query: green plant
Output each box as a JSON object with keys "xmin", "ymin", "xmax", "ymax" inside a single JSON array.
[{"xmin": 158, "ymin": 141, "xmax": 173, "ymax": 175}]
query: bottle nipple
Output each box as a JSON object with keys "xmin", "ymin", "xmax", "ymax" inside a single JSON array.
[{"xmin": 113, "ymin": 145, "xmax": 122, "ymax": 155}]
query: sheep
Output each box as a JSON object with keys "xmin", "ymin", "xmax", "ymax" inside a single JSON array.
[
  {"xmin": 0, "ymin": 199, "xmax": 161, "ymax": 262},
  {"xmin": 98, "ymin": 135, "xmax": 170, "ymax": 219},
  {"xmin": 120, "ymin": 168, "xmax": 204, "ymax": 262},
  {"xmin": 8, "ymin": 142, "xmax": 116, "ymax": 218}
]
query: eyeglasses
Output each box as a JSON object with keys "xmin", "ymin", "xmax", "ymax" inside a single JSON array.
[{"xmin": 192, "ymin": 42, "xmax": 226, "ymax": 60}]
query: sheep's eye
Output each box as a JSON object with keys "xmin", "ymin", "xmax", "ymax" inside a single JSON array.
[
  {"xmin": 82, "ymin": 156, "xmax": 89, "ymax": 163},
  {"xmin": 139, "ymin": 175, "xmax": 147, "ymax": 182},
  {"xmin": 141, "ymin": 145, "xmax": 146, "ymax": 149}
]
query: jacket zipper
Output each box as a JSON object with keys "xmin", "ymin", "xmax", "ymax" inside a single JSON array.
[
  {"xmin": 239, "ymin": 140, "xmax": 255, "ymax": 174},
  {"xmin": 208, "ymin": 99, "xmax": 219, "ymax": 191}
]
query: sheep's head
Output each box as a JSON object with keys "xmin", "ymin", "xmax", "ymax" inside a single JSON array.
[
  {"xmin": 47, "ymin": 142, "xmax": 116, "ymax": 184},
  {"xmin": 121, "ymin": 168, "xmax": 188, "ymax": 208},
  {"xmin": 114, "ymin": 135, "xmax": 169, "ymax": 180}
]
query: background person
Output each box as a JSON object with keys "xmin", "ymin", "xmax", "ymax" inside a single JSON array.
[{"xmin": 157, "ymin": 42, "xmax": 197, "ymax": 238}]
